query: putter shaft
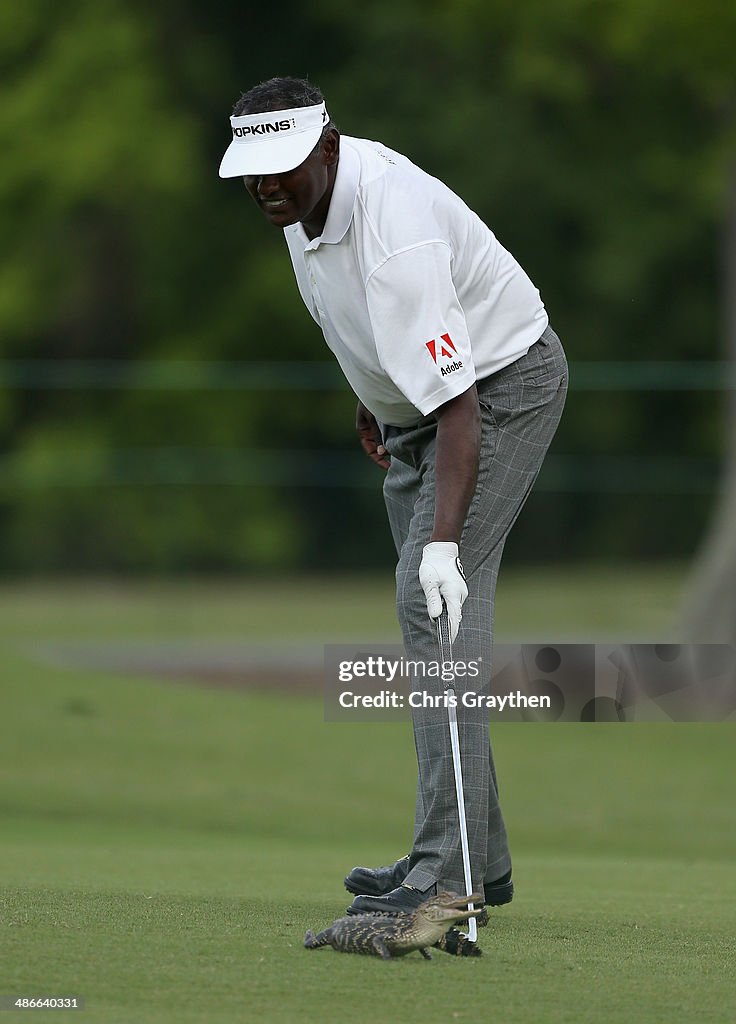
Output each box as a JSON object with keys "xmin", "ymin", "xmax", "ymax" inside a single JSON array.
[{"xmin": 437, "ymin": 608, "xmax": 478, "ymax": 943}]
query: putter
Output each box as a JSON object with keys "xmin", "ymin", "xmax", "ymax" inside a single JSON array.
[{"xmin": 437, "ymin": 606, "xmax": 478, "ymax": 943}]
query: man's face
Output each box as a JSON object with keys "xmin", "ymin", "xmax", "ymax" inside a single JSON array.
[{"xmin": 243, "ymin": 130, "xmax": 339, "ymax": 232}]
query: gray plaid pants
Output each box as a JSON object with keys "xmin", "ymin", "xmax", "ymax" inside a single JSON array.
[{"xmin": 380, "ymin": 324, "xmax": 568, "ymax": 893}]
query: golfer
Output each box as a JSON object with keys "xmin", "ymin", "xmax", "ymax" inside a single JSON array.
[{"xmin": 219, "ymin": 77, "xmax": 567, "ymax": 916}]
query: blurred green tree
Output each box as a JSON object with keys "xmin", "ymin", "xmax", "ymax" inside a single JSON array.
[
  {"xmin": 0, "ymin": 0, "xmax": 734, "ymax": 574},
  {"xmin": 298, "ymin": 0, "xmax": 736, "ymax": 567}
]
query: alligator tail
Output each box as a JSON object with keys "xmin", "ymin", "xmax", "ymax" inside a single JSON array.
[{"xmin": 304, "ymin": 928, "xmax": 332, "ymax": 949}]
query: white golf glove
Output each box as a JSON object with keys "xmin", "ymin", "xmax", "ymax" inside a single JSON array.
[{"xmin": 418, "ymin": 542, "xmax": 468, "ymax": 643}]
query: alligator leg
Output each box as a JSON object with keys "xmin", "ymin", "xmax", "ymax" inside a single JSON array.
[
  {"xmin": 434, "ymin": 928, "xmax": 482, "ymax": 957},
  {"xmin": 371, "ymin": 936, "xmax": 393, "ymax": 959},
  {"xmin": 304, "ymin": 927, "xmax": 332, "ymax": 949},
  {"xmin": 419, "ymin": 948, "xmax": 433, "ymax": 960}
]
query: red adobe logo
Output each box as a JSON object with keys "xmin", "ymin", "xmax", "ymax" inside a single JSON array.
[{"xmin": 425, "ymin": 333, "xmax": 457, "ymax": 363}]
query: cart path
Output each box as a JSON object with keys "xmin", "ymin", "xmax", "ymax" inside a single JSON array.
[{"xmin": 25, "ymin": 638, "xmax": 397, "ymax": 694}]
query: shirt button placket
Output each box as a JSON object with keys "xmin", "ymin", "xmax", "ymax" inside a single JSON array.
[
  {"xmin": 311, "ymin": 272, "xmax": 325, "ymax": 318},
  {"xmin": 305, "ymin": 250, "xmax": 322, "ymax": 318}
]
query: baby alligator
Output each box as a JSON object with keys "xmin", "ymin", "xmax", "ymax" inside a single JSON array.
[{"xmin": 304, "ymin": 891, "xmax": 482, "ymax": 959}]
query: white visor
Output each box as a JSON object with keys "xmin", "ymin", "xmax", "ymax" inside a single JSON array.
[{"xmin": 219, "ymin": 101, "xmax": 329, "ymax": 177}]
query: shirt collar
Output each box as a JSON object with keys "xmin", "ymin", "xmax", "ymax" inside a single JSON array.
[{"xmin": 291, "ymin": 139, "xmax": 360, "ymax": 250}]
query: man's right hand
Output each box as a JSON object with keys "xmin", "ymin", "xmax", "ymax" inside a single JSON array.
[{"xmin": 356, "ymin": 401, "xmax": 390, "ymax": 470}]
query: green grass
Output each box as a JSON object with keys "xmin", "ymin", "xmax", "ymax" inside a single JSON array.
[
  {"xmin": 1, "ymin": 569, "xmax": 734, "ymax": 1024},
  {"xmin": 0, "ymin": 561, "xmax": 690, "ymax": 641}
]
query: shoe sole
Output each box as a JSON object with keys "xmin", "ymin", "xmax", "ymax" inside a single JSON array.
[
  {"xmin": 345, "ymin": 904, "xmax": 402, "ymax": 916},
  {"xmin": 348, "ymin": 880, "xmax": 515, "ymax": 921}
]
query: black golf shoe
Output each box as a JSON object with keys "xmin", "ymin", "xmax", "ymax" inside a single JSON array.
[
  {"xmin": 484, "ymin": 872, "xmax": 514, "ymax": 907},
  {"xmin": 343, "ymin": 854, "xmax": 410, "ymax": 897},
  {"xmin": 475, "ymin": 871, "xmax": 514, "ymax": 927},
  {"xmin": 346, "ymin": 882, "xmax": 435, "ymax": 916},
  {"xmin": 345, "ymin": 855, "xmax": 513, "ymax": 912}
]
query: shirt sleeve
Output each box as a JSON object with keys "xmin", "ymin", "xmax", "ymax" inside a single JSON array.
[{"xmin": 365, "ymin": 241, "xmax": 477, "ymax": 416}]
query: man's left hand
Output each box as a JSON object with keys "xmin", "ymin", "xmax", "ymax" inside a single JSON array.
[
  {"xmin": 419, "ymin": 542, "xmax": 468, "ymax": 642},
  {"xmin": 356, "ymin": 401, "xmax": 390, "ymax": 470}
]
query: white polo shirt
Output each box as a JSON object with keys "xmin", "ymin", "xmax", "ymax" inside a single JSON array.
[{"xmin": 284, "ymin": 137, "xmax": 548, "ymax": 427}]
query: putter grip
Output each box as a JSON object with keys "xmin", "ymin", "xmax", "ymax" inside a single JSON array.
[{"xmin": 437, "ymin": 605, "xmax": 452, "ymax": 677}]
